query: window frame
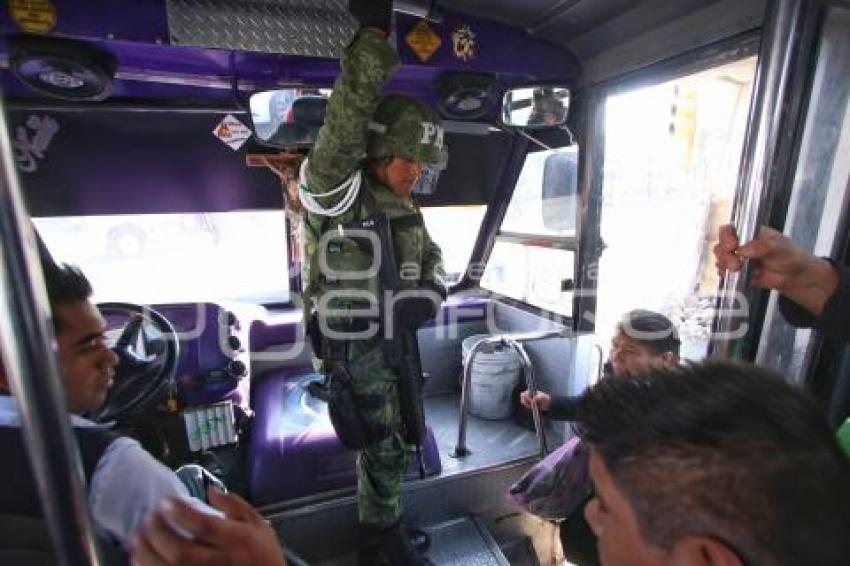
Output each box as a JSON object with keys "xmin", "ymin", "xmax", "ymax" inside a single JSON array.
[
  {"xmin": 33, "ymin": 210, "xmax": 295, "ymax": 308},
  {"xmin": 478, "ymin": 143, "xmax": 581, "ymax": 321},
  {"xmin": 574, "ymin": 31, "xmax": 762, "ymax": 334}
]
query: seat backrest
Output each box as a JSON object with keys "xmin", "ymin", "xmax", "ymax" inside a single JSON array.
[
  {"xmin": 0, "ymin": 514, "xmax": 55, "ymax": 565},
  {"xmin": 0, "ymin": 514, "xmax": 128, "ymax": 565}
]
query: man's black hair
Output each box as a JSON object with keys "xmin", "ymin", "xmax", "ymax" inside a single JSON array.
[
  {"xmin": 617, "ymin": 309, "xmax": 680, "ymax": 358},
  {"xmin": 577, "ymin": 361, "xmax": 850, "ymax": 566},
  {"xmin": 42, "ymin": 262, "xmax": 92, "ymax": 332}
]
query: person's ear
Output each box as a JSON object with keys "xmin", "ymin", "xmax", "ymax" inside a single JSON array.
[
  {"xmin": 670, "ymin": 536, "xmax": 744, "ymax": 566},
  {"xmin": 661, "ymin": 351, "xmax": 677, "ymax": 366},
  {"xmin": 370, "ymin": 159, "xmax": 388, "ymax": 184}
]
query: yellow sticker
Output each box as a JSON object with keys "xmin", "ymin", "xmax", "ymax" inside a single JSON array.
[
  {"xmin": 9, "ymin": 0, "xmax": 57, "ymax": 34},
  {"xmin": 405, "ymin": 21, "xmax": 442, "ymax": 63}
]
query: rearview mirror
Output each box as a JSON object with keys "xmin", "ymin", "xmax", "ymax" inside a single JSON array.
[
  {"xmin": 249, "ymin": 88, "xmax": 330, "ymax": 147},
  {"xmin": 542, "ymin": 149, "xmax": 578, "ymax": 232},
  {"xmin": 502, "ymin": 86, "xmax": 570, "ymax": 128}
]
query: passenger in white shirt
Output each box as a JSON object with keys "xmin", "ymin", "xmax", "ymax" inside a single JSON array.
[{"xmin": 0, "ymin": 262, "xmax": 215, "ymax": 549}]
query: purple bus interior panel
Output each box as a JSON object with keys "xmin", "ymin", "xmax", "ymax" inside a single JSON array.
[
  {"xmin": 249, "ymin": 297, "xmax": 493, "ymax": 355},
  {"xmin": 395, "ymin": 12, "xmax": 579, "ymax": 80},
  {"xmin": 249, "ymin": 368, "xmax": 441, "ymax": 506},
  {"xmin": 103, "ymin": 302, "xmax": 247, "ymax": 407},
  {"xmin": 153, "ymin": 303, "xmax": 244, "ymax": 407},
  {"xmin": 9, "ymin": 109, "xmax": 283, "ymax": 217},
  {"xmin": 10, "ymin": 107, "xmax": 511, "ymax": 213},
  {"xmin": 1, "ymin": 5, "xmax": 579, "ymax": 104}
]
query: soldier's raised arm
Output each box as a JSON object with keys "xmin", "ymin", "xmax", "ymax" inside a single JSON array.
[{"xmin": 303, "ymin": 1, "xmax": 399, "ymax": 208}]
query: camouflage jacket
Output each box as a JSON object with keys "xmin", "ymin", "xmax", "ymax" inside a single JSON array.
[{"xmin": 302, "ymin": 31, "xmax": 445, "ymax": 321}]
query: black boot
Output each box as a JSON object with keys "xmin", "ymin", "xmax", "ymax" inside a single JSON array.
[{"xmin": 358, "ymin": 522, "xmax": 433, "ymax": 566}]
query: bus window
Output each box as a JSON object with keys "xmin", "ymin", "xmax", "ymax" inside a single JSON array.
[
  {"xmin": 420, "ymin": 205, "xmax": 487, "ymax": 286},
  {"xmin": 594, "ymin": 56, "xmax": 758, "ymax": 359},
  {"xmin": 34, "ymin": 210, "xmax": 290, "ymax": 304},
  {"xmin": 482, "ymin": 146, "xmax": 578, "ymax": 317}
]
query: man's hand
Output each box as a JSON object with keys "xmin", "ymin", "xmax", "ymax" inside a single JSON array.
[
  {"xmin": 349, "ymin": 0, "xmax": 392, "ymax": 35},
  {"xmin": 520, "ymin": 390, "xmax": 552, "ymax": 412},
  {"xmin": 713, "ymin": 224, "xmax": 839, "ymax": 316},
  {"xmin": 131, "ymin": 490, "xmax": 286, "ymax": 566},
  {"xmin": 714, "ymin": 224, "xmax": 745, "ymax": 274}
]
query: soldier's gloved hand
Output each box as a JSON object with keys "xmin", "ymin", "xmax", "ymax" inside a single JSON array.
[
  {"xmin": 394, "ymin": 288, "xmax": 442, "ymax": 330},
  {"xmin": 348, "ymin": 0, "xmax": 393, "ymax": 35}
]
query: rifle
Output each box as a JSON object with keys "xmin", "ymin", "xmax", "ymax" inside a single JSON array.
[{"xmin": 352, "ymin": 214, "xmax": 430, "ymax": 476}]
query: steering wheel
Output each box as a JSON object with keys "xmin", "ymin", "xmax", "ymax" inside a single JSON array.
[{"xmin": 93, "ymin": 302, "xmax": 180, "ymax": 423}]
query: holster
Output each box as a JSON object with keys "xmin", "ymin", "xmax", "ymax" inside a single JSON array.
[
  {"xmin": 309, "ymin": 317, "xmax": 389, "ymax": 450},
  {"xmin": 325, "ymin": 359, "xmax": 372, "ymax": 450}
]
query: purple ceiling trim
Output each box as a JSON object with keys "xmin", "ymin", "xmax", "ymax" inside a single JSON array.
[
  {"xmin": 1, "ymin": 4, "xmax": 580, "ymax": 103},
  {"xmin": 396, "ymin": 12, "xmax": 579, "ymax": 80}
]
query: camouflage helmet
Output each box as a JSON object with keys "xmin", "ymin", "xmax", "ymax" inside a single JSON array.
[{"xmin": 367, "ymin": 95, "xmax": 445, "ymax": 165}]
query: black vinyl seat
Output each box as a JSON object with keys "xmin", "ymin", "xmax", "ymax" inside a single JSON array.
[{"xmin": 0, "ymin": 514, "xmax": 127, "ymax": 565}]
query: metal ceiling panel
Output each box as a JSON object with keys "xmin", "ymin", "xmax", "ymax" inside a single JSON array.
[
  {"xmin": 530, "ymin": 0, "xmax": 643, "ymax": 36},
  {"xmin": 438, "ymin": 0, "xmax": 557, "ymax": 28},
  {"xmin": 563, "ymin": 0, "xmax": 723, "ymax": 59},
  {"xmin": 167, "ymin": 0, "xmax": 357, "ymax": 58},
  {"xmin": 439, "ymin": 0, "xmax": 766, "ymax": 84},
  {"xmin": 581, "ymin": 0, "xmax": 765, "ymax": 84}
]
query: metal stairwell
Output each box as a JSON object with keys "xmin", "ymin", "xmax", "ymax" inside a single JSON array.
[
  {"xmin": 265, "ymin": 455, "xmax": 556, "ymax": 565},
  {"xmin": 422, "ymin": 516, "xmax": 511, "ymax": 566}
]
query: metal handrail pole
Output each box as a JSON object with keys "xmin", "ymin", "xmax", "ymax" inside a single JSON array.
[
  {"xmin": 504, "ymin": 338, "xmax": 548, "ymax": 458},
  {"xmin": 710, "ymin": 0, "xmax": 808, "ymax": 358},
  {"xmin": 593, "ymin": 343, "xmax": 605, "ymax": 384},
  {"xmin": 452, "ymin": 337, "xmax": 501, "ymax": 457},
  {"xmin": 452, "ymin": 330, "xmax": 567, "ymax": 458},
  {"xmin": 0, "ymin": 103, "xmax": 101, "ymax": 564}
]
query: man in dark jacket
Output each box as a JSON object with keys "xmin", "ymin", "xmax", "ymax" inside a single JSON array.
[{"xmin": 520, "ymin": 310, "xmax": 680, "ymax": 565}]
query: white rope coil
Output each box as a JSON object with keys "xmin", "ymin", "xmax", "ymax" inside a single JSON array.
[{"xmin": 297, "ymin": 158, "xmax": 362, "ymax": 217}]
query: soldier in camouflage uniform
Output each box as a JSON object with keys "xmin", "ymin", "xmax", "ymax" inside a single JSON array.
[{"xmin": 299, "ymin": 1, "xmax": 445, "ymax": 564}]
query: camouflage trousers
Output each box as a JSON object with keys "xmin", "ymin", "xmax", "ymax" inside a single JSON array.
[{"xmin": 346, "ymin": 339, "xmax": 412, "ymax": 528}]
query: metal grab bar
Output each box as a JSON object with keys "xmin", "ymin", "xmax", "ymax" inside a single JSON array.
[
  {"xmin": 710, "ymin": 0, "xmax": 810, "ymax": 358},
  {"xmin": 593, "ymin": 343, "xmax": 605, "ymax": 385},
  {"xmin": 452, "ymin": 330, "xmax": 565, "ymax": 459},
  {"xmin": 0, "ymin": 103, "xmax": 102, "ymax": 563},
  {"xmin": 504, "ymin": 338, "xmax": 548, "ymax": 458}
]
